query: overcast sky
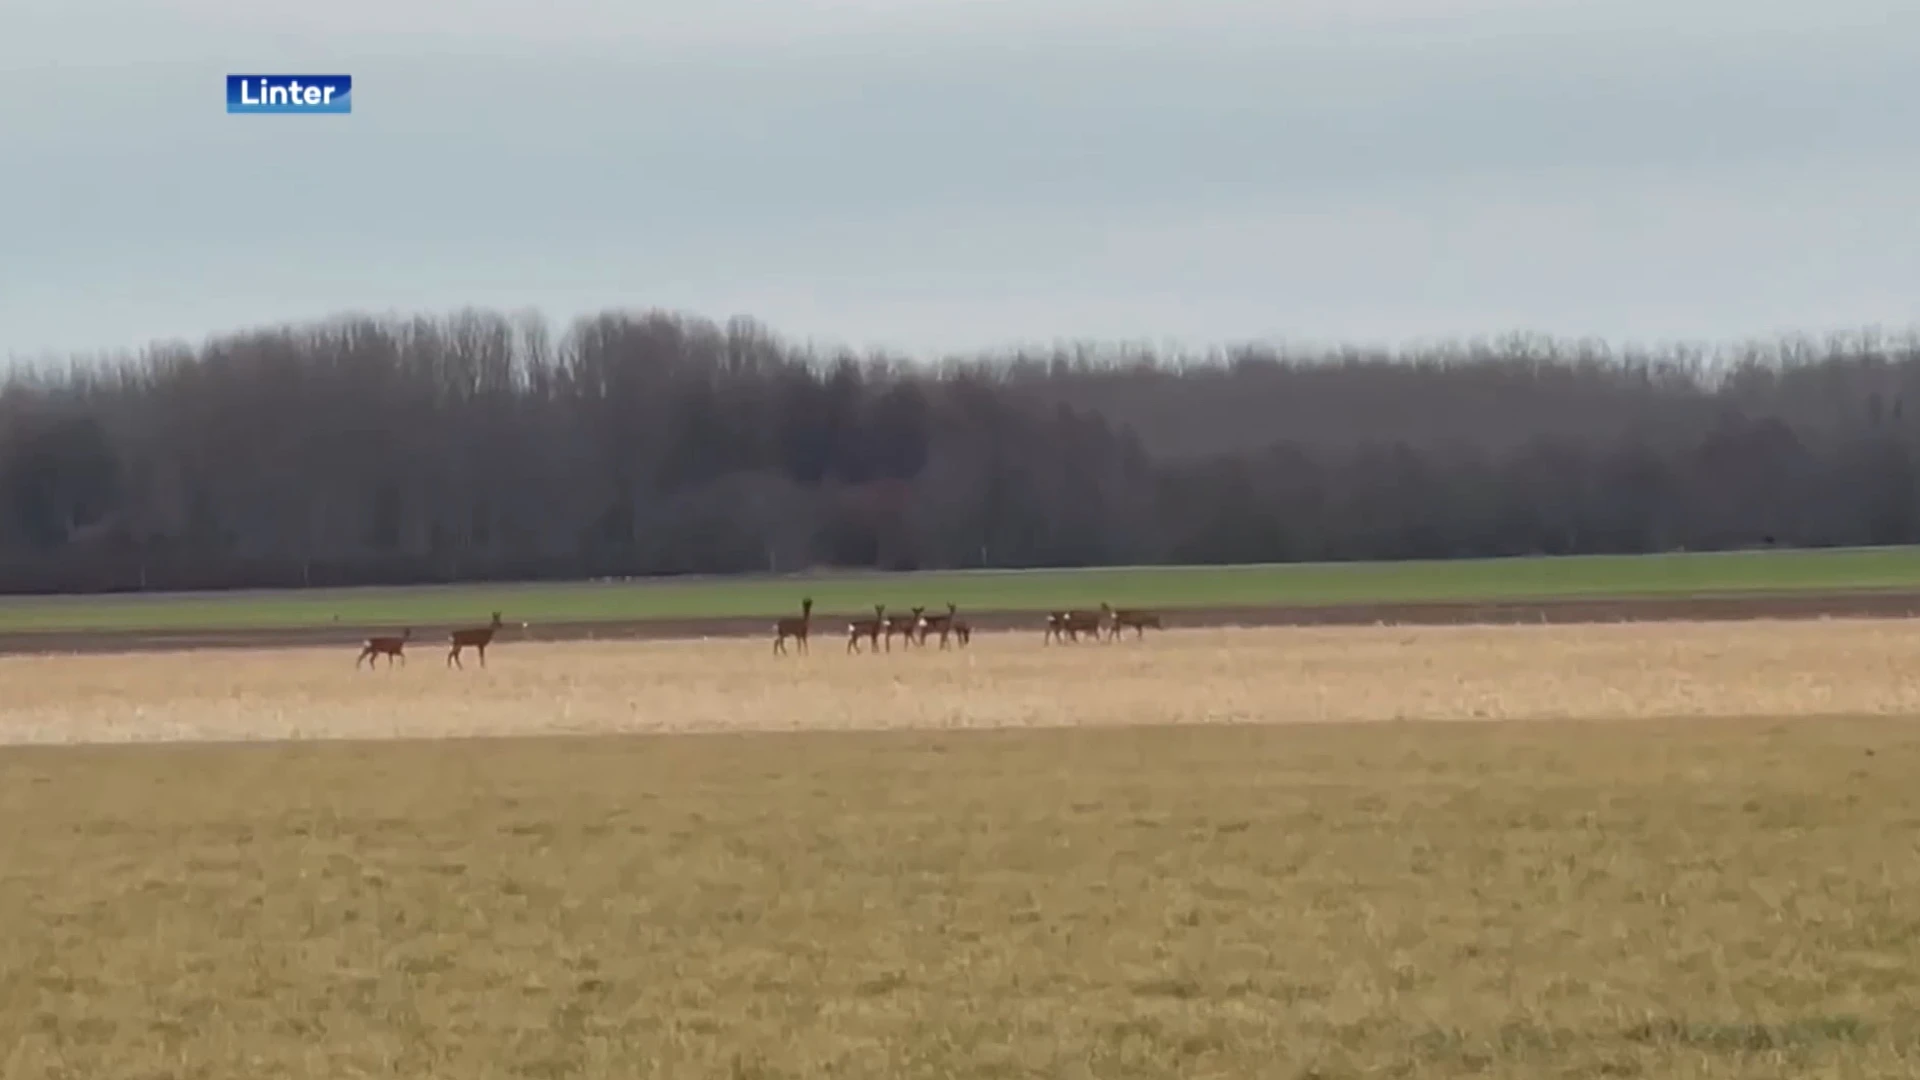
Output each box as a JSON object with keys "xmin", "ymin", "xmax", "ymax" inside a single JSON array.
[{"xmin": 4, "ymin": 0, "xmax": 1918, "ymax": 359}]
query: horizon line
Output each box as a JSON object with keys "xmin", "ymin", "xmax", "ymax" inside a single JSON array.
[{"xmin": 8, "ymin": 305, "xmax": 1920, "ymax": 371}]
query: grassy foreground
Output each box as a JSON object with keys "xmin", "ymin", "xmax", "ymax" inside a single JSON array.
[
  {"xmin": 3, "ymin": 718, "xmax": 1918, "ymax": 1078},
  {"xmin": 6, "ymin": 545, "xmax": 1920, "ymax": 634}
]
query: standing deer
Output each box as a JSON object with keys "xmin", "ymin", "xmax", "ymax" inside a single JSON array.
[
  {"xmin": 1103, "ymin": 603, "xmax": 1163, "ymax": 640},
  {"xmin": 773, "ymin": 597, "xmax": 814, "ymax": 655},
  {"xmin": 1043, "ymin": 611, "xmax": 1070, "ymax": 644},
  {"xmin": 917, "ymin": 602, "xmax": 960, "ymax": 648},
  {"xmin": 846, "ymin": 604, "xmax": 886, "ymax": 654},
  {"xmin": 357, "ymin": 627, "xmax": 411, "ymax": 668},
  {"xmin": 883, "ymin": 606, "xmax": 926, "ymax": 652},
  {"xmin": 447, "ymin": 612, "xmax": 515, "ymax": 669},
  {"xmin": 1060, "ymin": 608, "xmax": 1106, "ymax": 642},
  {"xmin": 951, "ymin": 617, "xmax": 972, "ymax": 647}
]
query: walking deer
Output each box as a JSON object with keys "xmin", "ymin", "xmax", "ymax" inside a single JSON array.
[
  {"xmin": 357, "ymin": 627, "xmax": 411, "ymax": 668},
  {"xmin": 883, "ymin": 606, "xmax": 926, "ymax": 651},
  {"xmin": 447, "ymin": 612, "xmax": 519, "ymax": 669},
  {"xmin": 951, "ymin": 617, "xmax": 972, "ymax": 647},
  {"xmin": 917, "ymin": 602, "xmax": 961, "ymax": 648},
  {"xmin": 1103, "ymin": 602, "xmax": 1163, "ymax": 639},
  {"xmin": 1043, "ymin": 611, "xmax": 1069, "ymax": 644},
  {"xmin": 773, "ymin": 597, "xmax": 814, "ymax": 655},
  {"xmin": 846, "ymin": 604, "xmax": 886, "ymax": 653}
]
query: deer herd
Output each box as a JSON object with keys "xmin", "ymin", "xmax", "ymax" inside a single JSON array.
[
  {"xmin": 353, "ymin": 599, "xmax": 1163, "ymax": 669},
  {"xmin": 770, "ymin": 597, "xmax": 1161, "ymax": 655},
  {"xmin": 355, "ymin": 611, "xmax": 524, "ymax": 670}
]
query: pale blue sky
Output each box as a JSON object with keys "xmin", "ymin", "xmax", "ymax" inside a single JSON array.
[{"xmin": 4, "ymin": 0, "xmax": 1918, "ymax": 359}]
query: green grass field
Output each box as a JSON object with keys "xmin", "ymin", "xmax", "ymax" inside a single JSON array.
[{"xmin": 4, "ymin": 546, "xmax": 1920, "ymax": 634}]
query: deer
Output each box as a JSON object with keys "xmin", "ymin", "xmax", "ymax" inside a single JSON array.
[
  {"xmin": 356, "ymin": 627, "xmax": 411, "ymax": 669},
  {"xmin": 917, "ymin": 602, "xmax": 961, "ymax": 648},
  {"xmin": 1059, "ymin": 607, "xmax": 1107, "ymax": 643},
  {"xmin": 883, "ymin": 606, "xmax": 926, "ymax": 652},
  {"xmin": 951, "ymin": 616, "xmax": 972, "ymax": 647},
  {"xmin": 773, "ymin": 597, "xmax": 814, "ymax": 655},
  {"xmin": 846, "ymin": 604, "xmax": 886, "ymax": 654},
  {"xmin": 1043, "ymin": 611, "xmax": 1070, "ymax": 644},
  {"xmin": 447, "ymin": 612, "xmax": 519, "ymax": 669},
  {"xmin": 1103, "ymin": 602, "xmax": 1163, "ymax": 640}
]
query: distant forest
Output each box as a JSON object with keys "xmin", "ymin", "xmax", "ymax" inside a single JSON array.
[{"xmin": 3, "ymin": 309, "xmax": 1919, "ymax": 593}]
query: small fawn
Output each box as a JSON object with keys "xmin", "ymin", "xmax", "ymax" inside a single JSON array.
[
  {"xmin": 773, "ymin": 597, "xmax": 814, "ymax": 655},
  {"xmin": 917, "ymin": 602, "xmax": 960, "ymax": 648},
  {"xmin": 883, "ymin": 606, "xmax": 926, "ymax": 651},
  {"xmin": 1104, "ymin": 603, "xmax": 1163, "ymax": 640},
  {"xmin": 447, "ymin": 612, "xmax": 515, "ymax": 669},
  {"xmin": 1043, "ymin": 611, "xmax": 1070, "ymax": 644},
  {"xmin": 357, "ymin": 627, "xmax": 411, "ymax": 668},
  {"xmin": 846, "ymin": 604, "xmax": 886, "ymax": 653}
]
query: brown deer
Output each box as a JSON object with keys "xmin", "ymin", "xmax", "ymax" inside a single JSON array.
[
  {"xmin": 447, "ymin": 612, "xmax": 515, "ymax": 669},
  {"xmin": 773, "ymin": 597, "xmax": 814, "ymax": 655},
  {"xmin": 917, "ymin": 602, "xmax": 960, "ymax": 648},
  {"xmin": 883, "ymin": 606, "xmax": 926, "ymax": 652},
  {"xmin": 846, "ymin": 604, "xmax": 886, "ymax": 654},
  {"xmin": 1059, "ymin": 607, "xmax": 1107, "ymax": 643},
  {"xmin": 1104, "ymin": 603, "xmax": 1163, "ymax": 640},
  {"xmin": 951, "ymin": 617, "xmax": 972, "ymax": 647},
  {"xmin": 1043, "ymin": 611, "xmax": 1070, "ymax": 644},
  {"xmin": 357, "ymin": 627, "xmax": 411, "ymax": 668}
]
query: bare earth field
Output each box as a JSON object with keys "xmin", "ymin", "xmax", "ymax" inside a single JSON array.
[
  {"xmin": 2, "ymin": 619, "xmax": 1920, "ymax": 745},
  {"xmin": 5, "ymin": 621, "xmax": 1920, "ymax": 1077}
]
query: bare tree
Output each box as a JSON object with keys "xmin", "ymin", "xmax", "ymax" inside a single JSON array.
[{"xmin": 2, "ymin": 308, "xmax": 1919, "ymax": 591}]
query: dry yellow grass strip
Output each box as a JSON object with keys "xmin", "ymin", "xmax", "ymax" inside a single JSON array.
[
  {"xmin": 3, "ymin": 718, "xmax": 1918, "ymax": 1078},
  {"xmin": 4, "ymin": 618, "xmax": 1920, "ymax": 744}
]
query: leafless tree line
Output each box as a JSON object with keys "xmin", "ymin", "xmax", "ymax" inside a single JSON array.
[{"xmin": 3, "ymin": 309, "xmax": 1918, "ymax": 593}]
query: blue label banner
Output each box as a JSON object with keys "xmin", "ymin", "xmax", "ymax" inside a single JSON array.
[{"xmin": 227, "ymin": 75, "xmax": 352, "ymax": 114}]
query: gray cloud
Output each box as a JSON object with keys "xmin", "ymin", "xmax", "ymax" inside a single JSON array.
[{"xmin": 4, "ymin": 0, "xmax": 1918, "ymax": 358}]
